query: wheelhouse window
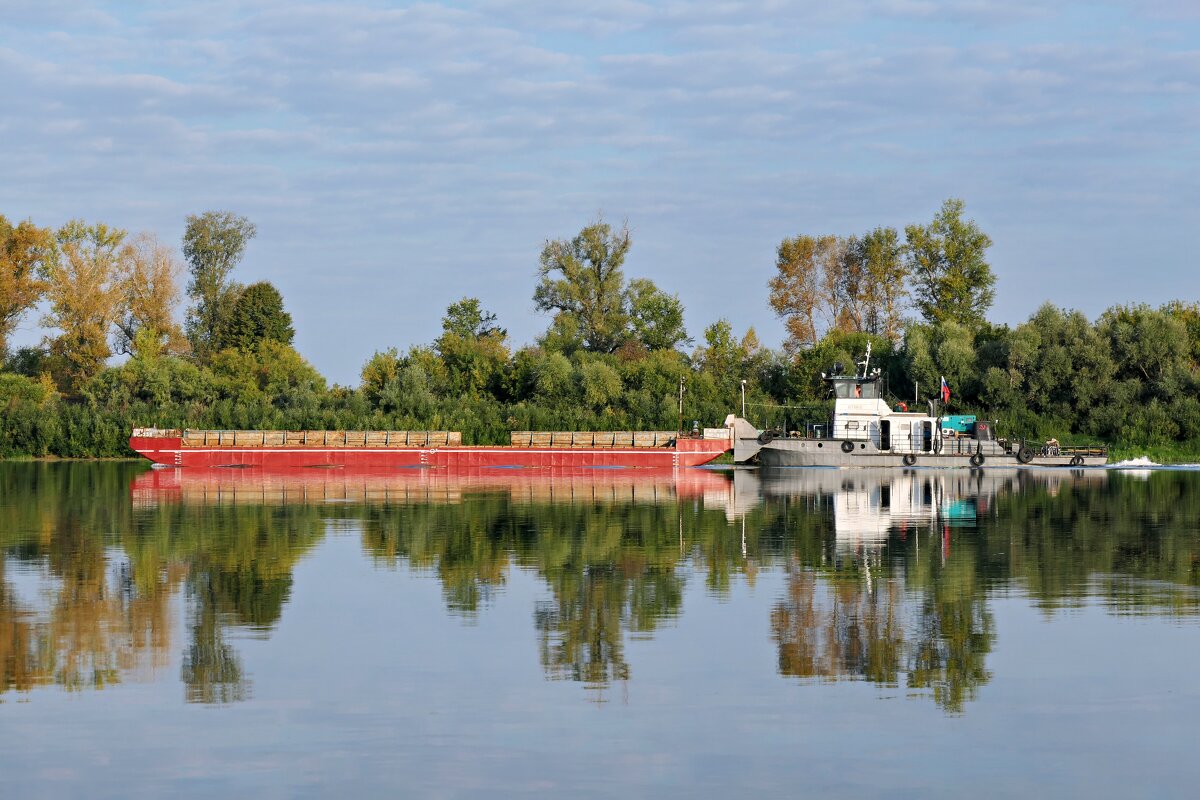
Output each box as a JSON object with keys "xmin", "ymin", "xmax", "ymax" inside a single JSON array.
[{"xmin": 833, "ymin": 380, "xmax": 880, "ymax": 399}]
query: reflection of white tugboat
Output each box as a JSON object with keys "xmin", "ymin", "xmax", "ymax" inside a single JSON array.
[
  {"xmin": 733, "ymin": 467, "xmax": 1107, "ymax": 550},
  {"xmin": 730, "ymin": 345, "xmax": 1108, "ymax": 468}
]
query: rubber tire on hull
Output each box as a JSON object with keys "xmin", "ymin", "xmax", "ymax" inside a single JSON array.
[
  {"xmin": 757, "ymin": 431, "xmax": 775, "ymax": 445},
  {"xmin": 841, "ymin": 440, "xmax": 855, "ymax": 454},
  {"xmin": 1070, "ymin": 455, "xmax": 1084, "ymax": 467},
  {"xmin": 970, "ymin": 452, "xmax": 985, "ymax": 467},
  {"xmin": 1017, "ymin": 446, "xmax": 1034, "ymax": 464},
  {"xmin": 902, "ymin": 454, "xmax": 917, "ymax": 466}
]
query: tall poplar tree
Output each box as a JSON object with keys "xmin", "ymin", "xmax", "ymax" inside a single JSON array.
[{"xmin": 183, "ymin": 211, "xmax": 256, "ymax": 362}]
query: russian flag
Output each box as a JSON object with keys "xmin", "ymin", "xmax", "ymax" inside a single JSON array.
[{"xmin": 940, "ymin": 376, "xmax": 951, "ymax": 403}]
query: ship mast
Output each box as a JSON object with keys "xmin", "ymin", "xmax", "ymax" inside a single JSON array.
[{"xmin": 858, "ymin": 341, "xmax": 872, "ymax": 379}]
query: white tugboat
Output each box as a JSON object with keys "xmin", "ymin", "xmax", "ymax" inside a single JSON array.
[{"xmin": 730, "ymin": 344, "xmax": 1108, "ymax": 468}]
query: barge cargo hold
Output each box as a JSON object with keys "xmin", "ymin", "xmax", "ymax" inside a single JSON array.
[{"xmin": 129, "ymin": 426, "xmax": 734, "ymax": 469}]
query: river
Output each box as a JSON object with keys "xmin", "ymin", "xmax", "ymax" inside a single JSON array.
[{"xmin": 2, "ymin": 462, "xmax": 1198, "ymax": 797}]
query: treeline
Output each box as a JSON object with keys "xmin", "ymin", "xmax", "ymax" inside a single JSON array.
[{"xmin": 1, "ymin": 202, "xmax": 1198, "ymax": 458}]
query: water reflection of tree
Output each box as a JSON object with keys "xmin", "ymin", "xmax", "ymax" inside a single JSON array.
[
  {"xmin": 772, "ymin": 566, "xmax": 905, "ymax": 687},
  {"xmin": 165, "ymin": 504, "xmax": 323, "ymax": 703},
  {"xmin": 361, "ymin": 496, "xmax": 513, "ymax": 616},
  {"xmin": 905, "ymin": 558, "xmax": 994, "ymax": 713},
  {"xmin": 363, "ymin": 499, "xmax": 697, "ymax": 689},
  {"xmin": 2, "ymin": 464, "xmax": 176, "ymax": 695},
  {"xmin": 0, "ymin": 464, "xmax": 322, "ymax": 702},
  {"xmin": 771, "ymin": 554, "xmax": 993, "ymax": 713},
  {"xmin": 182, "ymin": 571, "xmax": 248, "ymax": 703}
]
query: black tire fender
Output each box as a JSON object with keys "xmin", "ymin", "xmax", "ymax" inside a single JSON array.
[
  {"xmin": 970, "ymin": 452, "xmax": 985, "ymax": 467},
  {"xmin": 1070, "ymin": 455, "xmax": 1084, "ymax": 467},
  {"xmin": 757, "ymin": 431, "xmax": 775, "ymax": 445},
  {"xmin": 902, "ymin": 453, "xmax": 917, "ymax": 467},
  {"xmin": 841, "ymin": 440, "xmax": 855, "ymax": 454},
  {"xmin": 1017, "ymin": 446, "xmax": 1034, "ymax": 464}
]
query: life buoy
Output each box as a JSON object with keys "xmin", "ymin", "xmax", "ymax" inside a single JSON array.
[
  {"xmin": 902, "ymin": 453, "xmax": 916, "ymax": 466},
  {"xmin": 970, "ymin": 452, "xmax": 985, "ymax": 467},
  {"xmin": 1070, "ymin": 455, "xmax": 1084, "ymax": 467},
  {"xmin": 841, "ymin": 440, "xmax": 855, "ymax": 454},
  {"xmin": 757, "ymin": 431, "xmax": 775, "ymax": 445},
  {"xmin": 1016, "ymin": 446, "xmax": 1034, "ymax": 464}
]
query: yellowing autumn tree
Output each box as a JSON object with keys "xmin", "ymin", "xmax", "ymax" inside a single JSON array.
[
  {"xmin": 768, "ymin": 234, "xmax": 838, "ymax": 352},
  {"xmin": 0, "ymin": 215, "xmax": 55, "ymax": 357},
  {"xmin": 41, "ymin": 220, "xmax": 128, "ymax": 390},
  {"xmin": 115, "ymin": 232, "xmax": 188, "ymax": 357},
  {"xmin": 770, "ymin": 228, "xmax": 909, "ymax": 352}
]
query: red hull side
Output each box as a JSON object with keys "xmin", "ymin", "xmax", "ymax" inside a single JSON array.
[{"xmin": 129, "ymin": 435, "xmax": 730, "ymax": 469}]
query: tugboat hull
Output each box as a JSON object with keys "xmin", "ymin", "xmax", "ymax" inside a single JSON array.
[{"xmin": 755, "ymin": 438, "xmax": 1107, "ymax": 468}]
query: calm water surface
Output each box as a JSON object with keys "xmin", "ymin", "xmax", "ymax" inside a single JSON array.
[{"xmin": 2, "ymin": 462, "xmax": 1199, "ymax": 798}]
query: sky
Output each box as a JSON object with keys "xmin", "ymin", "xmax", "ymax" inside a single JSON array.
[{"xmin": 2, "ymin": 0, "xmax": 1198, "ymax": 384}]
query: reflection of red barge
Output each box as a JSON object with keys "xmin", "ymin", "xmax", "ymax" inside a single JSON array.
[
  {"xmin": 129, "ymin": 426, "xmax": 733, "ymax": 470},
  {"xmin": 130, "ymin": 465, "xmax": 735, "ymax": 508}
]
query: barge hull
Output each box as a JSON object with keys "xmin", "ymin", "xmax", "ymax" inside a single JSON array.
[{"xmin": 129, "ymin": 434, "xmax": 730, "ymax": 469}]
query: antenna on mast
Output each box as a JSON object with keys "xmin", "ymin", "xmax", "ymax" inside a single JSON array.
[{"xmin": 858, "ymin": 342, "xmax": 872, "ymax": 379}]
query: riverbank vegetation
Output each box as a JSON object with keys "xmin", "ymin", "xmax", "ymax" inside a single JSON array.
[{"xmin": 1, "ymin": 202, "xmax": 1198, "ymax": 459}]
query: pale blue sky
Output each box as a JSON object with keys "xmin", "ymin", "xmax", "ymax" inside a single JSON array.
[{"xmin": 3, "ymin": 1, "xmax": 1197, "ymax": 383}]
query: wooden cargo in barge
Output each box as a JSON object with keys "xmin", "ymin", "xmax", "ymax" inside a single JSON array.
[{"xmin": 129, "ymin": 426, "xmax": 733, "ymax": 469}]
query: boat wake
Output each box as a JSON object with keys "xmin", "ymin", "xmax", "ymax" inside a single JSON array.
[
  {"xmin": 1107, "ymin": 456, "xmax": 1200, "ymax": 471},
  {"xmin": 1109, "ymin": 456, "xmax": 1160, "ymax": 468}
]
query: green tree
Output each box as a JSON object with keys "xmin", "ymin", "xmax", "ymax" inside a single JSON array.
[
  {"xmin": 440, "ymin": 297, "xmax": 505, "ymax": 340},
  {"xmin": 223, "ymin": 281, "xmax": 294, "ymax": 352},
  {"xmin": 1018, "ymin": 305, "xmax": 1115, "ymax": 423},
  {"xmin": 532, "ymin": 351, "xmax": 574, "ymax": 400},
  {"xmin": 905, "ymin": 199, "xmax": 994, "ymax": 327},
  {"xmin": 1163, "ymin": 301, "xmax": 1200, "ymax": 366},
  {"xmin": 209, "ymin": 339, "xmax": 326, "ymax": 408},
  {"xmin": 360, "ymin": 348, "xmax": 402, "ymax": 406},
  {"xmin": 0, "ymin": 216, "xmax": 54, "ymax": 358},
  {"xmin": 534, "ymin": 217, "xmax": 632, "ymax": 353},
  {"xmin": 182, "ymin": 211, "xmax": 256, "ymax": 362},
  {"xmin": 899, "ymin": 321, "xmax": 976, "ymax": 406},
  {"xmin": 434, "ymin": 298, "xmax": 509, "ymax": 396},
  {"xmin": 626, "ymin": 278, "xmax": 690, "ymax": 351},
  {"xmin": 578, "ymin": 358, "xmax": 624, "ymax": 410},
  {"xmin": 1100, "ymin": 304, "xmax": 1190, "ymax": 389}
]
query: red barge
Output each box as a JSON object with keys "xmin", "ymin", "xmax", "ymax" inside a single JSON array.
[{"xmin": 129, "ymin": 425, "xmax": 734, "ymax": 469}]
